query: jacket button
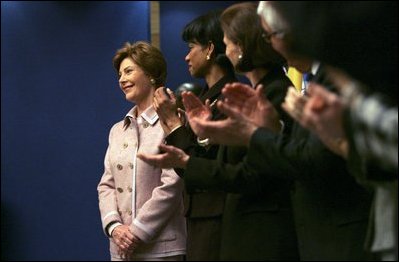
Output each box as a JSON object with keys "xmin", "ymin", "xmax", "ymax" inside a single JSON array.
[
  {"xmin": 123, "ymin": 143, "xmax": 128, "ymax": 149},
  {"xmin": 128, "ymin": 162, "xmax": 134, "ymax": 169},
  {"xmin": 117, "ymin": 187, "xmax": 123, "ymax": 193},
  {"xmin": 117, "ymin": 164, "xmax": 123, "ymax": 170},
  {"xmin": 127, "ymin": 186, "xmax": 132, "ymax": 192},
  {"xmin": 142, "ymin": 122, "xmax": 149, "ymax": 128}
]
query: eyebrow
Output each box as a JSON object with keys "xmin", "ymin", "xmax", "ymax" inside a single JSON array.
[{"xmin": 119, "ymin": 65, "xmax": 134, "ymax": 75}]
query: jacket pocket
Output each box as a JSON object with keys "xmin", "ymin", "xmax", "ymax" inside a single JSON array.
[{"xmin": 148, "ymin": 232, "xmax": 177, "ymax": 243}]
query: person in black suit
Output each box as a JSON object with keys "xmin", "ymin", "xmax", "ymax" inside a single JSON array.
[
  {"xmin": 267, "ymin": 2, "xmax": 398, "ymax": 260},
  {"xmin": 149, "ymin": 10, "xmax": 236, "ymax": 261},
  {"xmin": 139, "ymin": 2, "xmax": 299, "ymax": 260}
]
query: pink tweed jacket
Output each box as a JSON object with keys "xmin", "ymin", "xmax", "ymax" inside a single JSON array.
[{"xmin": 97, "ymin": 106, "xmax": 186, "ymax": 259}]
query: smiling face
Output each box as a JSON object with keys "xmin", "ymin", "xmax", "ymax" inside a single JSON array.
[{"xmin": 118, "ymin": 57, "xmax": 154, "ymax": 105}]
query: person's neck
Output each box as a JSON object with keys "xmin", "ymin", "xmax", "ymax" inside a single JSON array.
[
  {"xmin": 246, "ymin": 67, "xmax": 269, "ymax": 87},
  {"xmin": 135, "ymin": 92, "xmax": 154, "ymax": 117},
  {"xmin": 204, "ymin": 65, "xmax": 227, "ymax": 88},
  {"xmin": 292, "ymin": 56, "xmax": 313, "ymax": 73}
]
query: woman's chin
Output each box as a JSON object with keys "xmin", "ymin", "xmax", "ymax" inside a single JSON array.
[{"xmin": 125, "ymin": 94, "xmax": 136, "ymax": 103}]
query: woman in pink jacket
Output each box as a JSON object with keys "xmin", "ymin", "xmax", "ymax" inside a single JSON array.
[{"xmin": 97, "ymin": 41, "xmax": 186, "ymax": 261}]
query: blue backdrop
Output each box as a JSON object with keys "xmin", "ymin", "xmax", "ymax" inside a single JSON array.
[{"xmin": 1, "ymin": 1, "xmax": 240, "ymax": 260}]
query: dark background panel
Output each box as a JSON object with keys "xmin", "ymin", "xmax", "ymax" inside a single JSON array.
[{"xmin": 1, "ymin": 1, "xmax": 242, "ymax": 260}]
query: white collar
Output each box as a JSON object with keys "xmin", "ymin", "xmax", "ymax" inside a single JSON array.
[{"xmin": 124, "ymin": 106, "xmax": 159, "ymax": 127}]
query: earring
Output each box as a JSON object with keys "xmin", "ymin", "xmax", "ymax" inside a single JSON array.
[
  {"xmin": 206, "ymin": 55, "xmax": 210, "ymax": 60},
  {"xmin": 150, "ymin": 79, "xmax": 156, "ymax": 85},
  {"xmin": 238, "ymin": 54, "xmax": 243, "ymax": 60}
]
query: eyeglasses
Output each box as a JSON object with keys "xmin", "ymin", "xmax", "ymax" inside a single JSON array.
[{"xmin": 261, "ymin": 31, "xmax": 282, "ymax": 43}]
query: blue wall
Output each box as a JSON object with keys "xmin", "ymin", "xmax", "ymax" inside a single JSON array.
[
  {"xmin": 160, "ymin": 1, "xmax": 242, "ymax": 89},
  {"xmin": 1, "ymin": 1, "xmax": 241, "ymax": 260},
  {"xmin": 1, "ymin": 1, "xmax": 149, "ymax": 260}
]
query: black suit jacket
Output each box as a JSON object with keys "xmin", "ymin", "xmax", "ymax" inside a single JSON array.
[
  {"xmin": 165, "ymin": 74, "xmax": 236, "ymax": 261},
  {"xmin": 185, "ymin": 68, "xmax": 299, "ymax": 260},
  {"xmin": 240, "ymin": 64, "xmax": 374, "ymax": 260}
]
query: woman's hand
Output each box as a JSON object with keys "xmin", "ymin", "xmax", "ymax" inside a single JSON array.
[
  {"xmin": 112, "ymin": 225, "xmax": 140, "ymax": 258},
  {"xmin": 153, "ymin": 87, "xmax": 183, "ymax": 134},
  {"xmin": 137, "ymin": 144, "xmax": 189, "ymax": 169}
]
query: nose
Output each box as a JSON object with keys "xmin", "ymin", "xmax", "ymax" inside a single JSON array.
[
  {"xmin": 185, "ymin": 53, "xmax": 190, "ymax": 63},
  {"xmin": 119, "ymin": 74, "xmax": 127, "ymax": 85}
]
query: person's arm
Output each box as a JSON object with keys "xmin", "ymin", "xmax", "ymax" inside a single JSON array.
[
  {"xmin": 97, "ymin": 125, "xmax": 123, "ymax": 236},
  {"xmin": 183, "ymin": 146, "xmax": 267, "ymax": 194},
  {"xmin": 130, "ymin": 168, "xmax": 184, "ymax": 243},
  {"xmin": 165, "ymin": 125, "xmax": 197, "ymax": 151},
  {"xmin": 182, "ymin": 81, "xmax": 298, "ymax": 193},
  {"xmin": 245, "ymin": 124, "xmax": 350, "ymax": 182},
  {"xmin": 284, "ymin": 83, "xmax": 349, "ymax": 158},
  {"xmin": 348, "ymin": 92, "xmax": 398, "ymax": 171}
]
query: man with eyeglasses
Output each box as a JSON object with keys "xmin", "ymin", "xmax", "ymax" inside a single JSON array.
[{"xmin": 254, "ymin": 2, "xmax": 373, "ymax": 260}]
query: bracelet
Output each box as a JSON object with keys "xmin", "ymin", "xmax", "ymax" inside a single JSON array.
[{"xmin": 197, "ymin": 137, "xmax": 210, "ymax": 147}]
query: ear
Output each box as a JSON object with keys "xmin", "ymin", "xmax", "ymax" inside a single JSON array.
[{"xmin": 207, "ymin": 41, "xmax": 215, "ymax": 58}]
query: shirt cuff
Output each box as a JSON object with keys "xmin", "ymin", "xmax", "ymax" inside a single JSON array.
[
  {"xmin": 197, "ymin": 137, "xmax": 210, "ymax": 147},
  {"xmin": 108, "ymin": 222, "xmax": 123, "ymax": 237}
]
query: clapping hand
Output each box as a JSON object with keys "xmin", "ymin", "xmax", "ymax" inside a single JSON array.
[
  {"xmin": 137, "ymin": 144, "xmax": 189, "ymax": 169},
  {"xmin": 153, "ymin": 87, "xmax": 183, "ymax": 134},
  {"xmin": 184, "ymin": 82, "xmax": 281, "ymax": 146}
]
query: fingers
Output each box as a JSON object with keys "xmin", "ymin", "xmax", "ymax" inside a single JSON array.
[
  {"xmin": 282, "ymin": 101, "xmax": 303, "ymax": 122},
  {"xmin": 306, "ymin": 83, "xmax": 334, "ymax": 112},
  {"xmin": 117, "ymin": 240, "xmax": 138, "ymax": 259},
  {"xmin": 166, "ymin": 88, "xmax": 176, "ymax": 100},
  {"xmin": 307, "ymin": 83, "xmax": 328, "ymax": 98},
  {"xmin": 113, "ymin": 229, "xmax": 137, "ymax": 257},
  {"xmin": 177, "ymin": 108, "xmax": 186, "ymax": 124},
  {"xmin": 255, "ymin": 85, "xmax": 272, "ymax": 108},
  {"xmin": 222, "ymin": 82, "xmax": 254, "ymax": 100},
  {"xmin": 137, "ymin": 144, "xmax": 186, "ymax": 169},
  {"xmin": 137, "ymin": 152, "xmax": 164, "ymax": 167},
  {"xmin": 177, "ymin": 108, "xmax": 186, "ymax": 116},
  {"xmin": 158, "ymin": 143, "xmax": 184, "ymax": 155},
  {"xmin": 282, "ymin": 87, "xmax": 307, "ymax": 120},
  {"xmin": 217, "ymin": 100, "xmax": 242, "ymax": 121},
  {"xmin": 187, "ymin": 117, "xmax": 206, "ymax": 137},
  {"xmin": 307, "ymin": 95, "xmax": 326, "ymax": 112},
  {"xmin": 154, "ymin": 87, "xmax": 176, "ymax": 108},
  {"xmin": 189, "ymin": 117, "xmax": 222, "ymax": 139},
  {"xmin": 224, "ymin": 82, "xmax": 253, "ymax": 93},
  {"xmin": 153, "ymin": 96, "xmax": 159, "ymax": 111},
  {"xmin": 205, "ymin": 99, "xmax": 210, "ymax": 108},
  {"xmin": 255, "ymin": 84, "xmax": 265, "ymax": 98},
  {"xmin": 182, "ymin": 91, "xmax": 203, "ymax": 112}
]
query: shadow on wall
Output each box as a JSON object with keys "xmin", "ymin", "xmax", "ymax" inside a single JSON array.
[{"xmin": 1, "ymin": 203, "xmax": 21, "ymax": 260}]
